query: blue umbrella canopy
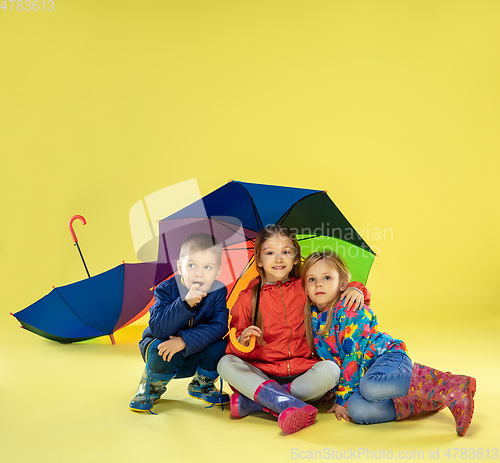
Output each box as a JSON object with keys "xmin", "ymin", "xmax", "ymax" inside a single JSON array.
[{"xmin": 13, "ymin": 263, "xmax": 157, "ymax": 343}]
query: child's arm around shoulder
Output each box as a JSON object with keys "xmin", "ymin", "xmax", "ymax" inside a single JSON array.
[
  {"xmin": 148, "ymin": 279, "xmax": 197, "ymax": 340},
  {"xmin": 340, "ymin": 281, "xmax": 371, "ymax": 310}
]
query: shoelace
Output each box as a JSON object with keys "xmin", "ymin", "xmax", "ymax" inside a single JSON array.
[
  {"xmin": 204, "ymin": 377, "xmax": 225, "ymax": 411},
  {"xmin": 145, "ymin": 367, "xmax": 158, "ymax": 415}
]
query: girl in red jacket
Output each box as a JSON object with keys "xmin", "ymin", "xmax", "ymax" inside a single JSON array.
[{"xmin": 217, "ymin": 225, "xmax": 367, "ymax": 434}]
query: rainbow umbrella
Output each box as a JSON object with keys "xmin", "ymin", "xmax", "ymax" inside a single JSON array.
[
  {"xmin": 12, "ymin": 181, "xmax": 375, "ymax": 346},
  {"xmin": 12, "ymin": 216, "xmax": 159, "ymax": 344},
  {"xmin": 154, "ymin": 180, "xmax": 376, "ymax": 351},
  {"xmin": 12, "ymin": 263, "xmax": 158, "ymax": 344}
]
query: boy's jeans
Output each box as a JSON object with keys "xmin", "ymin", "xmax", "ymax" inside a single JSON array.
[
  {"xmin": 346, "ymin": 352, "xmax": 413, "ymax": 424},
  {"xmin": 147, "ymin": 339, "xmax": 227, "ymax": 378}
]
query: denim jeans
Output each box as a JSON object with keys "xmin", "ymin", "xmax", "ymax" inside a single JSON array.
[
  {"xmin": 346, "ymin": 351, "xmax": 412, "ymax": 424},
  {"xmin": 147, "ymin": 339, "xmax": 227, "ymax": 379}
]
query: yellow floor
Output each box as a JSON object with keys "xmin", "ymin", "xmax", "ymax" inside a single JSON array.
[
  {"xmin": 1, "ymin": 1, "xmax": 499, "ymax": 461},
  {"xmin": 2, "ymin": 313, "xmax": 498, "ymax": 463}
]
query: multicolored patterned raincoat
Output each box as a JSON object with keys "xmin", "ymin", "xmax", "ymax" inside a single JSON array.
[{"xmin": 311, "ymin": 302, "xmax": 407, "ymax": 406}]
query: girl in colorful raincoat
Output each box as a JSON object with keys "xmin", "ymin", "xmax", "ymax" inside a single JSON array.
[{"xmin": 301, "ymin": 251, "xmax": 476, "ymax": 436}]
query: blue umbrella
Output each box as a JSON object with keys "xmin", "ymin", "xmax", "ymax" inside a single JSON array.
[{"xmin": 12, "ymin": 262, "xmax": 157, "ymax": 344}]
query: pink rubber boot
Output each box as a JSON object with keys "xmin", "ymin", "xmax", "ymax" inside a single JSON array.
[
  {"xmin": 393, "ymin": 396, "xmax": 445, "ymax": 420},
  {"xmin": 407, "ymin": 363, "xmax": 476, "ymax": 436}
]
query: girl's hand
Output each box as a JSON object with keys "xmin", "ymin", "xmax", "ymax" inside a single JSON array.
[
  {"xmin": 316, "ymin": 390, "xmax": 336, "ymax": 405},
  {"xmin": 158, "ymin": 336, "xmax": 186, "ymax": 361},
  {"xmin": 327, "ymin": 403, "xmax": 351, "ymax": 422},
  {"xmin": 239, "ymin": 325, "xmax": 262, "ymax": 347},
  {"xmin": 340, "ymin": 287, "xmax": 364, "ymax": 311}
]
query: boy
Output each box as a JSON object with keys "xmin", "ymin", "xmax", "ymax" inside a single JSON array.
[{"xmin": 129, "ymin": 233, "xmax": 229, "ymax": 413}]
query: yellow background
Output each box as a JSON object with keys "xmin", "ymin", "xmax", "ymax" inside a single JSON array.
[{"xmin": 1, "ymin": 1, "xmax": 499, "ymax": 462}]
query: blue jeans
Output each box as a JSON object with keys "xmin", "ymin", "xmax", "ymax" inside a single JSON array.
[
  {"xmin": 147, "ymin": 339, "xmax": 227, "ymax": 379},
  {"xmin": 346, "ymin": 352, "xmax": 412, "ymax": 424}
]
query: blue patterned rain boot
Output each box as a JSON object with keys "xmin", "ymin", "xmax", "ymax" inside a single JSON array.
[
  {"xmin": 230, "ymin": 382, "xmax": 293, "ymax": 418},
  {"xmin": 254, "ymin": 380, "xmax": 318, "ymax": 434},
  {"xmin": 129, "ymin": 367, "xmax": 177, "ymax": 413},
  {"xmin": 230, "ymin": 392, "xmax": 268, "ymax": 418},
  {"xmin": 187, "ymin": 367, "xmax": 230, "ymax": 406}
]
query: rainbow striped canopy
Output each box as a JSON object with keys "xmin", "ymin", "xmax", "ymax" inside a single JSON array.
[
  {"xmin": 13, "ymin": 181, "xmax": 375, "ymax": 344},
  {"xmin": 155, "ymin": 180, "xmax": 376, "ymax": 308}
]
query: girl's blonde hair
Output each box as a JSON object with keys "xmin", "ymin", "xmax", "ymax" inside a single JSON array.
[
  {"xmin": 250, "ymin": 225, "xmax": 302, "ymax": 345},
  {"xmin": 301, "ymin": 251, "xmax": 351, "ymax": 353}
]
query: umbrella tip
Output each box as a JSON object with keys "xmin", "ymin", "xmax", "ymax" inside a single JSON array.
[
  {"xmin": 9, "ymin": 313, "xmax": 13, "ymax": 316},
  {"xmin": 52, "ymin": 286, "xmax": 55, "ymax": 289},
  {"xmin": 123, "ymin": 260, "xmax": 125, "ymax": 264}
]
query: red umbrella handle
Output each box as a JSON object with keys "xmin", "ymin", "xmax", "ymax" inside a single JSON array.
[
  {"xmin": 68, "ymin": 215, "xmax": 87, "ymax": 242},
  {"xmin": 68, "ymin": 215, "xmax": 91, "ymax": 278}
]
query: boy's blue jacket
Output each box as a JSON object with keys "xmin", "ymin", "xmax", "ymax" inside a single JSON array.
[{"xmin": 138, "ymin": 275, "xmax": 228, "ymax": 361}]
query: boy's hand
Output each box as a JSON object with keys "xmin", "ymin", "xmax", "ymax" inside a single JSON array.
[
  {"xmin": 158, "ymin": 336, "xmax": 186, "ymax": 361},
  {"xmin": 316, "ymin": 390, "xmax": 336, "ymax": 405},
  {"xmin": 327, "ymin": 403, "xmax": 351, "ymax": 422},
  {"xmin": 238, "ymin": 325, "xmax": 262, "ymax": 347},
  {"xmin": 185, "ymin": 283, "xmax": 207, "ymax": 307},
  {"xmin": 340, "ymin": 287, "xmax": 364, "ymax": 311}
]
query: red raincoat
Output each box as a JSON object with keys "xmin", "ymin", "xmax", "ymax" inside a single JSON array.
[{"xmin": 226, "ymin": 277, "xmax": 317, "ymax": 377}]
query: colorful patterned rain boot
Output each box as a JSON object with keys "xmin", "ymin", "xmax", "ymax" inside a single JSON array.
[
  {"xmin": 187, "ymin": 367, "xmax": 230, "ymax": 406},
  {"xmin": 407, "ymin": 363, "xmax": 476, "ymax": 436},
  {"xmin": 254, "ymin": 380, "xmax": 318, "ymax": 434},
  {"xmin": 393, "ymin": 396, "xmax": 445, "ymax": 420},
  {"xmin": 129, "ymin": 367, "xmax": 177, "ymax": 413}
]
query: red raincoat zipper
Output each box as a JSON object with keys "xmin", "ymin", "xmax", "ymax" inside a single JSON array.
[{"xmin": 278, "ymin": 281, "xmax": 293, "ymax": 376}]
